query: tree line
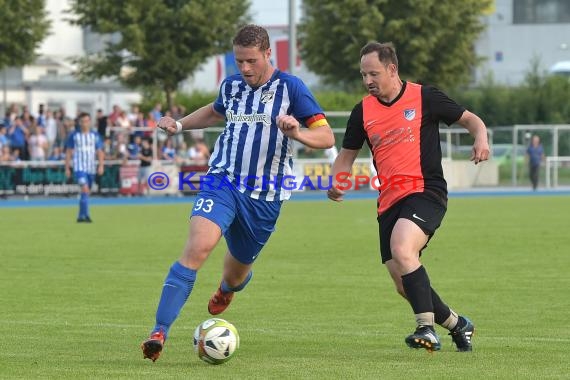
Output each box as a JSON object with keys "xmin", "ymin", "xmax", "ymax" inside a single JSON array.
[{"xmin": 2, "ymin": 0, "xmax": 490, "ymax": 108}]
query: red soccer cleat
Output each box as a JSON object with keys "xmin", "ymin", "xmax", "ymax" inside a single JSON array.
[
  {"xmin": 207, "ymin": 285, "xmax": 234, "ymax": 315},
  {"xmin": 141, "ymin": 329, "xmax": 165, "ymax": 362}
]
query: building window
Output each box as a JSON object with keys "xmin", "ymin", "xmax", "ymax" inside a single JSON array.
[{"xmin": 514, "ymin": 0, "xmax": 570, "ymax": 23}]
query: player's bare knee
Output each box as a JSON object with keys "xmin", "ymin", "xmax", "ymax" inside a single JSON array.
[
  {"xmin": 391, "ymin": 245, "xmax": 414, "ymax": 265},
  {"xmin": 179, "ymin": 242, "xmax": 213, "ymax": 269}
]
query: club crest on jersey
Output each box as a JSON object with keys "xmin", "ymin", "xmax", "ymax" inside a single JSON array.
[
  {"xmin": 404, "ymin": 109, "xmax": 416, "ymax": 121},
  {"xmin": 260, "ymin": 91, "xmax": 275, "ymax": 104}
]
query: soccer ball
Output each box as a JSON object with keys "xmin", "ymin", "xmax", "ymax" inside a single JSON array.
[{"xmin": 193, "ymin": 318, "xmax": 239, "ymax": 364}]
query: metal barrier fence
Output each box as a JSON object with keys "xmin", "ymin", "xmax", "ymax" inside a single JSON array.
[{"xmin": 545, "ymin": 156, "xmax": 570, "ymax": 188}]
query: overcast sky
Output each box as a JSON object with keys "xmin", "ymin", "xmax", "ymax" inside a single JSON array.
[{"xmin": 249, "ymin": 0, "xmax": 303, "ymax": 26}]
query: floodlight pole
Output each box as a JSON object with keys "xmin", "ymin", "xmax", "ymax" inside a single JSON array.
[{"xmin": 288, "ymin": 0, "xmax": 297, "ymax": 75}]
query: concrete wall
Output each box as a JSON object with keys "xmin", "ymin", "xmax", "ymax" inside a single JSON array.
[{"xmin": 442, "ymin": 160, "xmax": 499, "ymax": 189}]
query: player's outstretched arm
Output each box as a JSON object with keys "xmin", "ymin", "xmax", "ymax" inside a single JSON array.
[
  {"xmin": 296, "ymin": 125, "xmax": 335, "ymax": 149},
  {"xmin": 158, "ymin": 104, "xmax": 225, "ymax": 136},
  {"xmin": 328, "ymin": 148, "xmax": 360, "ymax": 202},
  {"xmin": 456, "ymin": 110, "xmax": 490, "ymax": 165}
]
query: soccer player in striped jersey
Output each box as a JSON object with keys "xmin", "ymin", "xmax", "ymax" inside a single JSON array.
[
  {"xmin": 329, "ymin": 42, "xmax": 489, "ymax": 352},
  {"xmin": 141, "ymin": 24, "xmax": 334, "ymax": 362},
  {"xmin": 65, "ymin": 112, "xmax": 104, "ymax": 223}
]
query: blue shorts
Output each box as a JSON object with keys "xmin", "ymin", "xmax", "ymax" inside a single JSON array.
[
  {"xmin": 190, "ymin": 173, "xmax": 282, "ymax": 264},
  {"xmin": 74, "ymin": 171, "xmax": 95, "ymax": 189}
]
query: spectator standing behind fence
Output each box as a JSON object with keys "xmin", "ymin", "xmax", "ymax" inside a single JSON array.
[
  {"xmin": 138, "ymin": 138, "xmax": 153, "ymax": 195},
  {"xmin": 65, "ymin": 113, "xmax": 104, "ymax": 223},
  {"xmin": 526, "ymin": 135, "xmax": 544, "ymax": 191},
  {"xmin": 37, "ymin": 104, "xmax": 45, "ymax": 128},
  {"xmin": 103, "ymin": 137, "xmax": 114, "ymax": 160},
  {"xmin": 7, "ymin": 104, "xmax": 18, "ymax": 123},
  {"xmin": 161, "ymin": 138, "xmax": 176, "ymax": 161},
  {"xmin": 8, "ymin": 116, "xmax": 28, "ymax": 160},
  {"xmin": 28, "ymin": 127, "xmax": 48, "ymax": 161},
  {"xmin": 0, "ymin": 145, "xmax": 12, "ymax": 162},
  {"xmin": 0, "ymin": 125, "xmax": 9, "ymax": 150},
  {"xmin": 113, "ymin": 133, "xmax": 128, "ymax": 161},
  {"xmin": 175, "ymin": 141, "xmax": 190, "ymax": 164},
  {"xmin": 96, "ymin": 109, "xmax": 108, "ymax": 139},
  {"xmin": 44, "ymin": 110, "xmax": 57, "ymax": 155},
  {"xmin": 128, "ymin": 135, "xmax": 142, "ymax": 160},
  {"xmin": 107, "ymin": 105, "xmax": 121, "ymax": 127},
  {"xmin": 48, "ymin": 146, "xmax": 65, "ymax": 161},
  {"xmin": 115, "ymin": 111, "xmax": 131, "ymax": 129},
  {"xmin": 187, "ymin": 138, "xmax": 210, "ymax": 165},
  {"xmin": 151, "ymin": 103, "xmax": 163, "ymax": 122},
  {"xmin": 128, "ymin": 105, "xmax": 140, "ymax": 126}
]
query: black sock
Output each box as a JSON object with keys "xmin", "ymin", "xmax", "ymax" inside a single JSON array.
[
  {"xmin": 401, "ymin": 266, "xmax": 434, "ymax": 326},
  {"xmin": 432, "ymin": 287, "xmax": 451, "ymax": 324},
  {"xmin": 432, "ymin": 287, "xmax": 460, "ymax": 330}
]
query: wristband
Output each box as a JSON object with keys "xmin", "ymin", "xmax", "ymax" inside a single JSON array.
[{"xmin": 175, "ymin": 121, "xmax": 183, "ymax": 134}]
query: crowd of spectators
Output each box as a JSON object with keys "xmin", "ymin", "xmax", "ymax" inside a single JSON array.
[{"xmin": 0, "ymin": 103, "xmax": 211, "ymax": 165}]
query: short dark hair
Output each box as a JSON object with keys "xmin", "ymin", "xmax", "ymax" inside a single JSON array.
[
  {"xmin": 78, "ymin": 112, "xmax": 91, "ymax": 120},
  {"xmin": 233, "ymin": 24, "xmax": 270, "ymax": 50},
  {"xmin": 360, "ymin": 42, "xmax": 398, "ymax": 68}
]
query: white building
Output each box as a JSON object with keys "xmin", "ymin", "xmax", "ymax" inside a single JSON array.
[
  {"xmin": 475, "ymin": 0, "xmax": 570, "ymax": 84},
  {"xmin": 1, "ymin": 0, "xmax": 141, "ymax": 118}
]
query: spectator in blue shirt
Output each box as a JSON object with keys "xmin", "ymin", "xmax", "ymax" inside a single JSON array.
[
  {"xmin": 48, "ymin": 146, "xmax": 65, "ymax": 161},
  {"xmin": 0, "ymin": 125, "xmax": 9, "ymax": 149},
  {"xmin": 128, "ymin": 135, "xmax": 142, "ymax": 160},
  {"xmin": 8, "ymin": 117, "xmax": 28, "ymax": 160},
  {"xmin": 151, "ymin": 103, "xmax": 163, "ymax": 122},
  {"xmin": 161, "ymin": 138, "xmax": 176, "ymax": 161},
  {"xmin": 526, "ymin": 135, "xmax": 544, "ymax": 191}
]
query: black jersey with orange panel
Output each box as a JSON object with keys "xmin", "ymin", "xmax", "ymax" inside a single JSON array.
[{"xmin": 342, "ymin": 81, "xmax": 465, "ymax": 215}]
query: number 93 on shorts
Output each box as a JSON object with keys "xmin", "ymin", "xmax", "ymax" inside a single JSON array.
[
  {"xmin": 193, "ymin": 198, "xmax": 215, "ymax": 214},
  {"xmin": 189, "ymin": 178, "xmax": 282, "ymax": 264}
]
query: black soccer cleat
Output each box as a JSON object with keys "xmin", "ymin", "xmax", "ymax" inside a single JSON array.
[
  {"xmin": 449, "ymin": 316, "xmax": 475, "ymax": 352},
  {"xmin": 405, "ymin": 325, "xmax": 441, "ymax": 352}
]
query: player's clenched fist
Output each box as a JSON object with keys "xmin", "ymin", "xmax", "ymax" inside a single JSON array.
[
  {"xmin": 327, "ymin": 185, "xmax": 345, "ymax": 202},
  {"xmin": 157, "ymin": 116, "xmax": 179, "ymax": 136},
  {"xmin": 276, "ymin": 115, "xmax": 300, "ymax": 139}
]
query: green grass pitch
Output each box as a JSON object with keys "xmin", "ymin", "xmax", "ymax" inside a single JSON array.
[{"xmin": 1, "ymin": 195, "xmax": 569, "ymax": 379}]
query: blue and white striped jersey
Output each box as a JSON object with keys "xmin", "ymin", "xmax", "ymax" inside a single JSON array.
[
  {"xmin": 210, "ymin": 69, "xmax": 324, "ymax": 201},
  {"xmin": 65, "ymin": 131, "xmax": 103, "ymax": 174}
]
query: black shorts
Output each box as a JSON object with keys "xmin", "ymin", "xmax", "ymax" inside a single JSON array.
[{"xmin": 377, "ymin": 192, "xmax": 447, "ymax": 263}]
